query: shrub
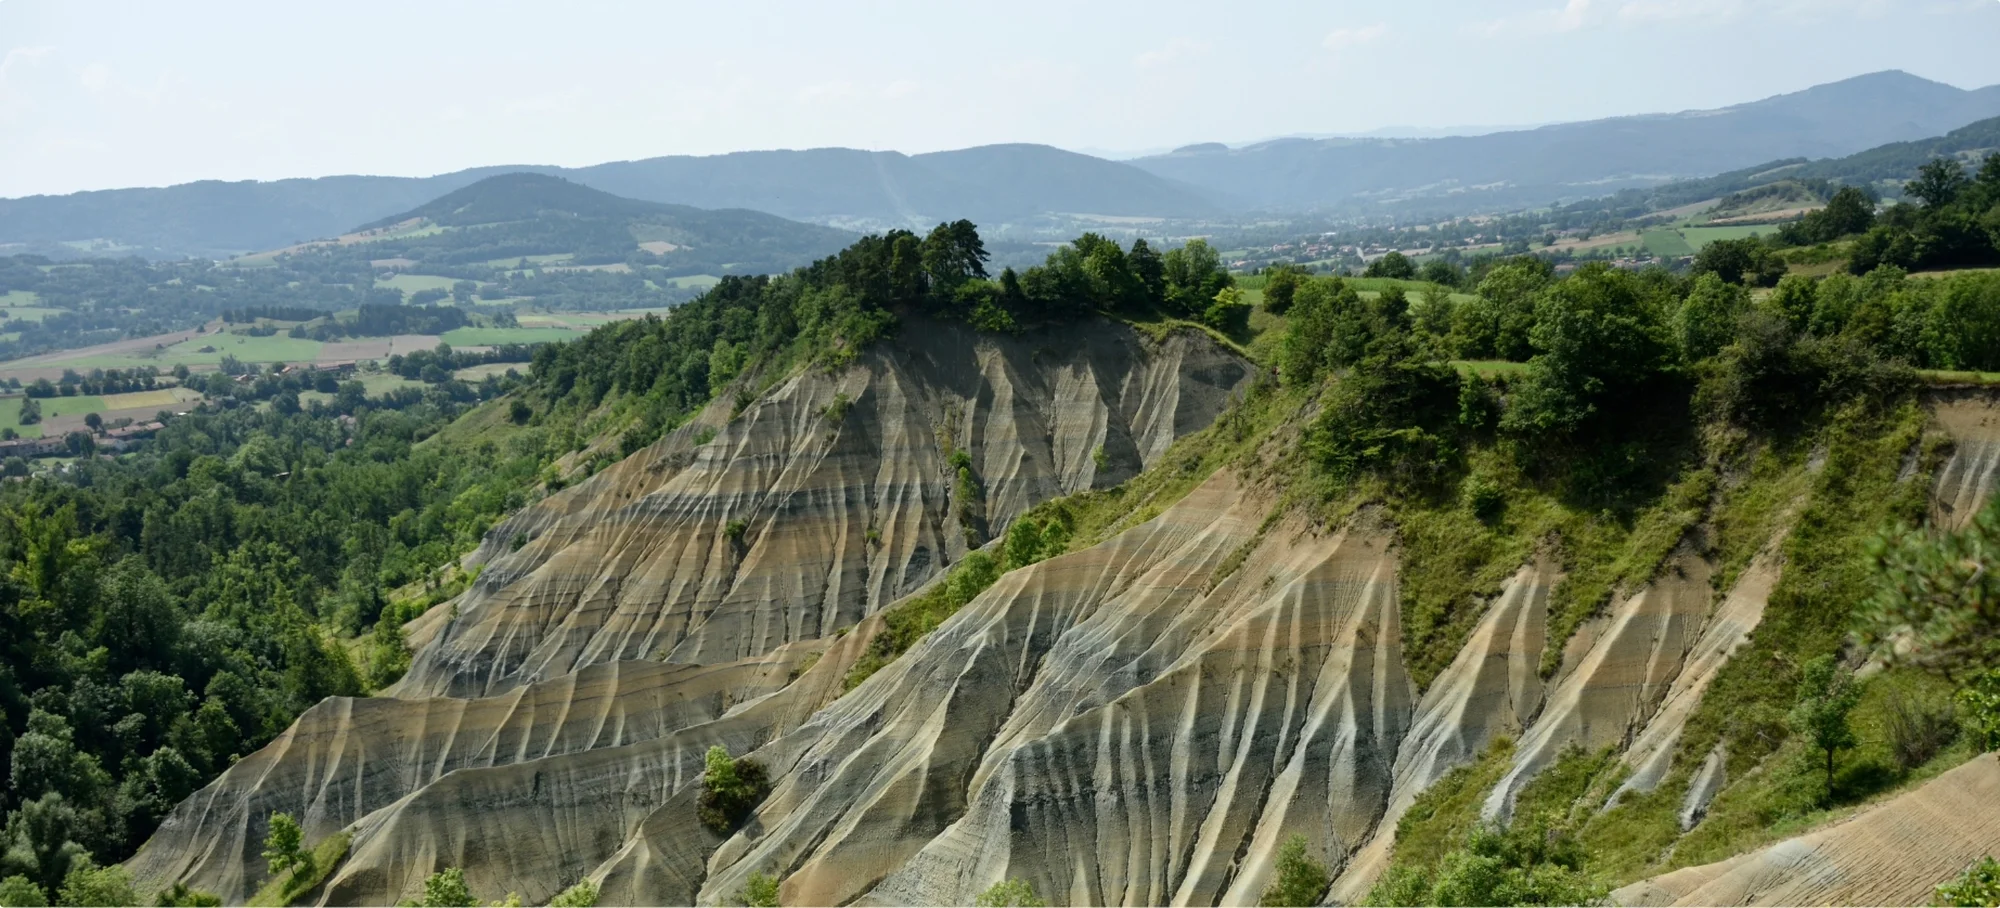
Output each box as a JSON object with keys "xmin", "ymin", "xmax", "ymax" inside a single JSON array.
[
  {"xmin": 1882, "ymin": 686, "xmax": 1959, "ymax": 773},
  {"xmin": 1934, "ymin": 856, "xmax": 2000, "ymax": 907},
  {"xmin": 698, "ymin": 746, "xmax": 771, "ymax": 835},
  {"xmin": 1260, "ymin": 835, "xmax": 1330, "ymax": 907},
  {"xmin": 417, "ymin": 867, "xmax": 475, "ymax": 907},
  {"xmin": 1961, "ymin": 668, "xmax": 2000, "ymax": 753},
  {"xmin": 545, "ymin": 880, "xmax": 599, "ymax": 908},
  {"xmin": 152, "ymin": 883, "xmax": 223, "ymax": 907},
  {"xmin": 738, "ymin": 872, "xmax": 780, "ymax": 908},
  {"xmin": 975, "ymin": 879, "xmax": 1046, "ymax": 907}
]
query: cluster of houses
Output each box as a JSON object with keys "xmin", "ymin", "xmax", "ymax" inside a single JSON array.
[{"xmin": 0, "ymin": 419, "xmax": 166, "ymax": 459}]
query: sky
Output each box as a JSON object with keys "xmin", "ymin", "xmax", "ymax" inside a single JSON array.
[{"xmin": 3, "ymin": 0, "xmax": 1999, "ymax": 198}]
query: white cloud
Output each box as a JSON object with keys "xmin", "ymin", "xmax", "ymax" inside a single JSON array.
[
  {"xmin": 1322, "ymin": 23, "xmax": 1389, "ymax": 51},
  {"xmin": 880, "ymin": 80, "xmax": 920, "ymax": 100},
  {"xmin": 1135, "ymin": 37, "xmax": 1211, "ymax": 69}
]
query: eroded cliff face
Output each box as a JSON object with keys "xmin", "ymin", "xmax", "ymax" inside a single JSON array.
[
  {"xmin": 126, "ymin": 319, "xmax": 1253, "ymax": 904},
  {"xmin": 397, "ymin": 318, "xmax": 1251, "ymax": 698},
  {"xmin": 131, "ymin": 366, "xmax": 2000, "ymax": 907}
]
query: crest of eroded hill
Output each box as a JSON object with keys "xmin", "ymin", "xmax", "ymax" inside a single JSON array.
[{"xmin": 130, "ymin": 351, "xmax": 2000, "ymax": 907}]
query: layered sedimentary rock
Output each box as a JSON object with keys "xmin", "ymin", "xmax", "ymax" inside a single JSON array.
[
  {"xmin": 1930, "ymin": 390, "xmax": 2000, "ymax": 531},
  {"xmin": 1331, "ymin": 559, "xmax": 1557, "ymax": 902},
  {"xmin": 1482, "ymin": 550, "xmax": 1714, "ymax": 822},
  {"xmin": 125, "ymin": 653, "xmax": 819, "ymax": 902},
  {"xmin": 397, "ymin": 319, "xmax": 1250, "ymax": 698},
  {"xmin": 1614, "ymin": 755, "xmax": 2000, "ymax": 907}
]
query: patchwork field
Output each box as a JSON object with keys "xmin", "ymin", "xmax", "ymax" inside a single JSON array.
[
  {"xmin": 439, "ymin": 327, "xmax": 587, "ymax": 346},
  {"xmin": 376, "ymin": 274, "xmax": 466, "ymax": 294}
]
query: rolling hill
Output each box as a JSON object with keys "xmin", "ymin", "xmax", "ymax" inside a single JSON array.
[
  {"xmin": 1132, "ymin": 70, "xmax": 2000, "ymax": 214},
  {"xmin": 268, "ymin": 173, "xmax": 857, "ymax": 276}
]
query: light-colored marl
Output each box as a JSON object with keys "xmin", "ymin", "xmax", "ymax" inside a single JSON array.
[{"xmin": 1614, "ymin": 754, "xmax": 2000, "ymax": 906}]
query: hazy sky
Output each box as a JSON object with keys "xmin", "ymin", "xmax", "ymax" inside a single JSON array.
[{"xmin": 4, "ymin": 0, "xmax": 1999, "ymax": 198}]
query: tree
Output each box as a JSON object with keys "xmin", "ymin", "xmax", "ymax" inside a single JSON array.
[
  {"xmin": 1861, "ymin": 498, "xmax": 2000, "ymax": 670},
  {"xmin": 1820, "ymin": 186, "xmax": 1877, "ymax": 238},
  {"xmin": 1262, "ymin": 266, "xmax": 1305, "ymax": 315},
  {"xmin": 1260, "ymin": 835, "xmax": 1329, "ymax": 907},
  {"xmin": 16, "ymin": 398, "xmax": 38, "ymax": 426},
  {"xmin": 1501, "ymin": 264, "xmax": 1671, "ymax": 438},
  {"xmin": 418, "ymin": 868, "xmax": 475, "ymax": 908},
  {"xmin": 920, "ymin": 220, "xmax": 989, "ymax": 297},
  {"xmin": 1365, "ymin": 251, "xmax": 1416, "ymax": 280},
  {"xmin": 1162, "ymin": 239, "xmax": 1230, "ymax": 316},
  {"xmin": 1909, "ymin": 157, "xmax": 1969, "ymax": 209},
  {"xmin": 52, "ymin": 858, "xmax": 134, "ymax": 908},
  {"xmin": 975, "ymin": 879, "xmax": 1045, "ymax": 907},
  {"xmin": 738, "ymin": 872, "xmax": 779, "ymax": 908},
  {"xmin": 1693, "ymin": 237, "xmax": 1780, "ymax": 286},
  {"xmin": 0, "ymin": 876, "xmax": 46, "ymax": 908},
  {"xmin": 1935, "ymin": 856, "xmax": 2000, "ymax": 907},
  {"xmin": 1789, "ymin": 654, "xmax": 1861, "ymax": 799},
  {"xmin": 1675, "ymin": 273, "xmax": 1750, "ymax": 362},
  {"xmin": 81, "ymin": 413, "xmax": 101, "ymax": 434},
  {"xmin": 261, "ymin": 813, "xmax": 308, "ymax": 879},
  {"xmin": 1203, "ymin": 287, "xmax": 1251, "ymax": 334}
]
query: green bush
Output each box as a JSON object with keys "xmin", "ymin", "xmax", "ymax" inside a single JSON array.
[
  {"xmin": 697, "ymin": 746, "xmax": 771, "ymax": 835},
  {"xmin": 738, "ymin": 872, "xmax": 780, "ymax": 908},
  {"xmin": 974, "ymin": 879, "xmax": 1045, "ymax": 908},
  {"xmin": 53, "ymin": 858, "xmax": 135, "ymax": 908},
  {"xmin": 0, "ymin": 877, "xmax": 46, "ymax": 908},
  {"xmin": 1260, "ymin": 835, "xmax": 1330, "ymax": 907},
  {"xmin": 545, "ymin": 880, "xmax": 599, "ymax": 908},
  {"xmin": 1934, "ymin": 856, "xmax": 2000, "ymax": 907}
]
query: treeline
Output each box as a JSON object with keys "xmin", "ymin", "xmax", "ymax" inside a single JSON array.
[
  {"xmin": 524, "ymin": 222, "xmax": 1237, "ymax": 455},
  {"xmin": 291, "ymin": 304, "xmax": 470, "ymax": 341},
  {"xmin": 385, "ymin": 344, "xmax": 535, "ymax": 384}
]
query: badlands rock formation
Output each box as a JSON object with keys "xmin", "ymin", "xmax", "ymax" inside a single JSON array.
[
  {"xmin": 126, "ymin": 319, "xmax": 1251, "ymax": 904},
  {"xmin": 1613, "ymin": 755, "xmax": 2000, "ymax": 907},
  {"xmin": 130, "ymin": 353, "xmax": 2000, "ymax": 906}
]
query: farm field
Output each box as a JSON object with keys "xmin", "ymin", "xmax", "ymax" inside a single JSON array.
[
  {"xmin": 1641, "ymin": 229, "xmax": 1696, "ymax": 257},
  {"xmin": 452, "ymin": 362, "xmax": 525, "ymax": 382},
  {"xmin": 661, "ymin": 274, "xmax": 722, "ymax": 290},
  {"xmin": 1679, "ymin": 225, "xmax": 1776, "ymax": 246},
  {"xmin": 376, "ymin": 274, "xmax": 466, "ymax": 294},
  {"xmin": 440, "ymin": 327, "xmax": 588, "ymax": 346}
]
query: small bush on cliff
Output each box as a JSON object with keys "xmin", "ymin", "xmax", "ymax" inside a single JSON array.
[
  {"xmin": 975, "ymin": 878, "xmax": 1046, "ymax": 907},
  {"xmin": 738, "ymin": 872, "xmax": 780, "ymax": 908},
  {"xmin": 262, "ymin": 812, "xmax": 309, "ymax": 879},
  {"xmin": 545, "ymin": 880, "xmax": 599, "ymax": 908},
  {"xmin": 1260, "ymin": 835, "xmax": 1330, "ymax": 907},
  {"xmin": 698, "ymin": 746, "xmax": 771, "ymax": 835},
  {"xmin": 1934, "ymin": 856, "xmax": 2000, "ymax": 907}
]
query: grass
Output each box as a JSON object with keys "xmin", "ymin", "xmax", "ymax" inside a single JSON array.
[
  {"xmin": 453, "ymin": 363, "xmax": 525, "ymax": 382},
  {"xmin": 1918, "ymin": 369, "xmax": 2000, "ymax": 385},
  {"xmin": 1641, "ymin": 230, "xmax": 1696, "ymax": 258},
  {"xmin": 375, "ymin": 273, "xmax": 465, "ymax": 294},
  {"xmin": 59, "ymin": 334, "xmax": 325, "ymax": 371},
  {"xmin": 662, "ymin": 274, "xmax": 722, "ymax": 290},
  {"xmin": 1450, "ymin": 360, "xmax": 1531, "ymax": 378},
  {"xmin": 0, "ymin": 396, "xmax": 48, "ymax": 437},
  {"xmin": 440, "ymin": 327, "xmax": 587, "ymax": 346},
  {"xmin": 245, "ymin": 831, "xmax": 350, "ymax": 908},
  {"xmin": 1679, "ymin": 225, "xmax": 1777, "ymax": 247}
]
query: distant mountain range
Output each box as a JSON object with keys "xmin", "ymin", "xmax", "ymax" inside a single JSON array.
[
  {"xmin": 2, "ymin": 70, "xmax": 1998, "ymax": 260},
  {"xmin": 1130, "ymin": 70, "xmax": 2000, "ymax": 212},
  {"xmin": 0, "ymin": 145, "xmax": 1218, "ymax": 260}
]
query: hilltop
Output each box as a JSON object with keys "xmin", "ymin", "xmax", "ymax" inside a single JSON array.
[{"xmin": 265, "ymin": 173, "xmax": 858, "ymax": 277}]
